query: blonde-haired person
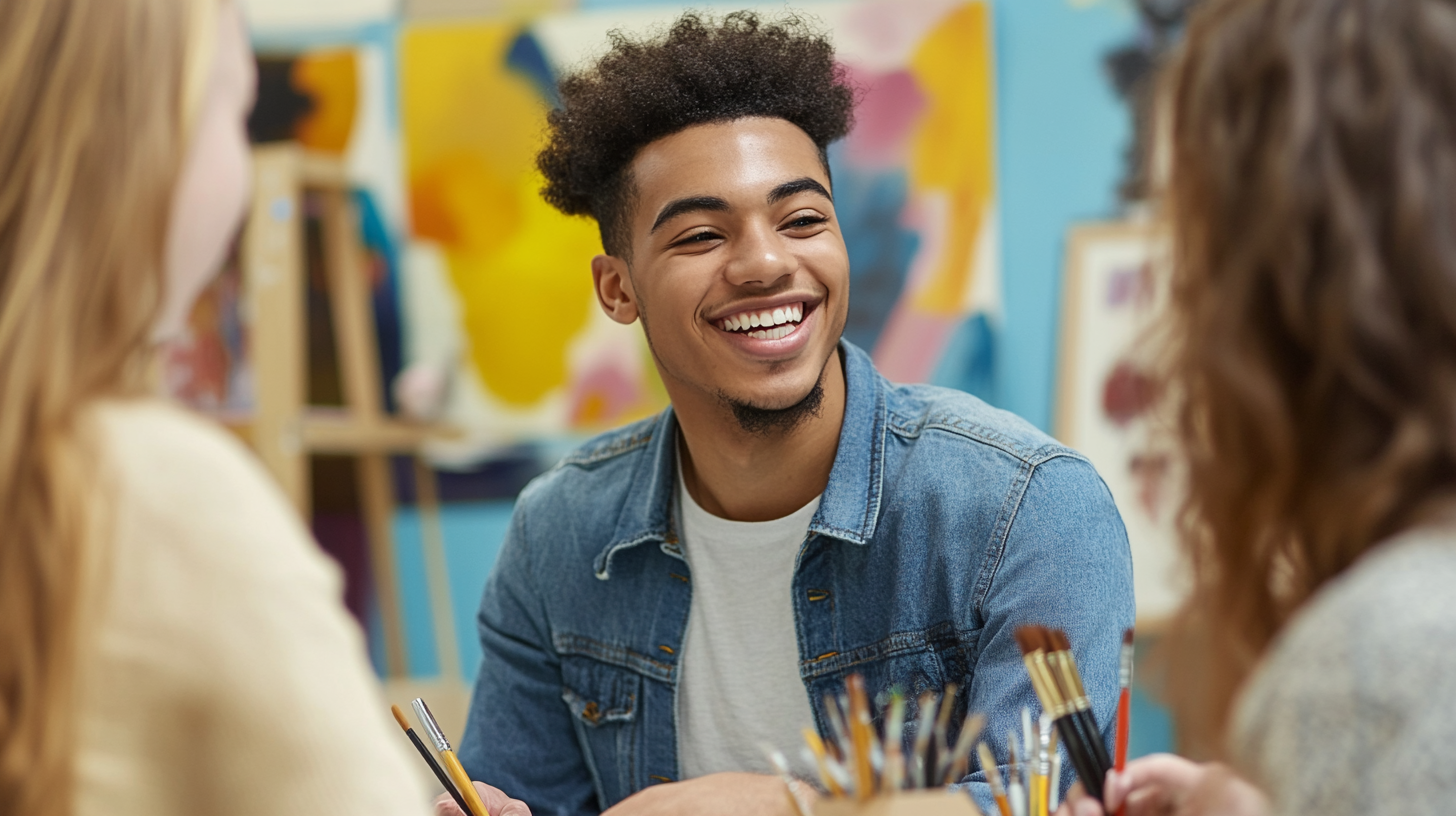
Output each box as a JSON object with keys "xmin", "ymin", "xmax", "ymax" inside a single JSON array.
[
  {"xmin": 1061, "ymin": 0, "xmax": 1456, "ymax": 814},
  {"xmin": 0, "ymin": 2, "xmax": 523, "ymax": 815}
]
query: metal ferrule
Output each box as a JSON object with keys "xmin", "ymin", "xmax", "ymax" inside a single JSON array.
[
  {"xmin": 1119, "ymin": 643, "xmax": 1135, "ymax": 688},
  {"xmin": 412, "ymin": 698, "xmax": 451, "ymax": 752}
]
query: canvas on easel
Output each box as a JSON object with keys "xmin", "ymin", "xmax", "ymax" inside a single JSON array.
[{"xmin": 1055, "ymin": 221, "xmax": 1186, "ymax": 628}]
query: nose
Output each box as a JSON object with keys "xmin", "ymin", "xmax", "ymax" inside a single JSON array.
[{"xmin": 723, "ymin": 221, "xmax": 795, "ymax": 287}]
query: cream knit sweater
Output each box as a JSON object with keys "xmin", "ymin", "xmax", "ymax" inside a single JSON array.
[{"xmin": 73, "ymin": 399, "xmax": 432, "ymax": 816}]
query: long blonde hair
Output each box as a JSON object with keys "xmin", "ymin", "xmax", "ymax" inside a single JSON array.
[
  {"xmin": 0, "ymin": 1, "xmax": 219, "ymax": 813},
  {"xmin": 1155, "ymin": 0, "xmax": 1456, "ymax": 756}
]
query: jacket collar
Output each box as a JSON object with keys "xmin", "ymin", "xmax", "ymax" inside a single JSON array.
[{"xmin": 593, "ymin": 340, "xmax": 887, "ymax": 579}]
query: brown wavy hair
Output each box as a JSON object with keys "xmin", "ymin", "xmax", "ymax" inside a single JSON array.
[
  {"xmin": 0, "ymin": 1, "xmax": 216, "ymax": 813},
  {"xmin": 1155, "ymin": 0, "xmax": 1456, "ymax": 756}
]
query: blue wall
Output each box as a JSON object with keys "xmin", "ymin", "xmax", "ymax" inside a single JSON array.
[{"xmin": 992, "ymin": 0, "xmax": 1134, "ymax": 428}]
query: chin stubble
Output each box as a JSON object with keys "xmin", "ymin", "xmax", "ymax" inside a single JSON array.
[{"xmin": 720, "ymin": 371, "xmax": 827, "ymax": 436}]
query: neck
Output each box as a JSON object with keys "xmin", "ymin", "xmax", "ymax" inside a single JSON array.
[{"xmin": 672, "ymin": 349, "xmax": 846, "ymax": 522}]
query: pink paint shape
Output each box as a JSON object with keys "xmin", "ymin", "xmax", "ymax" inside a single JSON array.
[
  {"xmin": 871, "ymin": 303, "xmax": 960, "ymax": 384},
  {"xmin": 568, "ymin": 360, "xmax": 640, "ymax": 428},
  {"xmin": 842, "ymin": 66, "xmax": 927, "ymax": 170}
]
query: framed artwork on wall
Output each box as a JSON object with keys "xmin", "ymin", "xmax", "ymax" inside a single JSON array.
[{"xmin": 1056, "ymin": 220, "xmax": 1186, "ymax": 625}]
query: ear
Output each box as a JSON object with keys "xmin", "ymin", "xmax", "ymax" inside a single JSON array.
[{"xmin": 592, "ymin": 254, "xmax": 640, "ymax": 325}]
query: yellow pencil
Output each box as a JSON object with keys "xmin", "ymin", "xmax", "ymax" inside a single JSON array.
[{"xmin": 412, "ymin": 698, "xmax": 489, "ymax": 816}]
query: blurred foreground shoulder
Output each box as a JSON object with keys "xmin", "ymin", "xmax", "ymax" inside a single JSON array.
[{"xmin": 1232, "ymin": 527, "xmax": 1456, "ymax": 816}]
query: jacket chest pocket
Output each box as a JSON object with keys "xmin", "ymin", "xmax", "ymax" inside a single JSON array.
[{"xmin": 561, "ymin": 655, "xmax": 642, "ymax": 808}]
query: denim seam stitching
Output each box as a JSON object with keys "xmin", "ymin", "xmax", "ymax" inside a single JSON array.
[
  {"xmin": 553, "ymin": 633, "xmax": 677, "ymax": 683},
  {"xmin": 863, "ymin": 385, "xmax": 888, "ymax": 539},
  {"xmin": 886, "ymin": 412, "xmax": 1089, "ymax": 469},
  {"xmin": 561, "ymin": 428, "xmax": 657, "ymax": 467},
  {"xmin": 972, "ymin": 458, "xmax": 1037, "ymax": 622},
  {"xmin": 799, "ymin": 622, "xmax": 963, "ymax": 678}
]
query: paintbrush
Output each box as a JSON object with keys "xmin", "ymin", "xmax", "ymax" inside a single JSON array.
[
  {"xmin": 912, "ymin": 691, "xmax": 940, "ymax": 788},
  {"xmin": 978, "ymin": 742, "xmax": 1014, "ymax": 816},
  {"xmin": 944, "ymin": 711, "xmax": 987, "ymax": 785},
  {"xmin": 391, "ymin": 704, "xmax": 470, "ymax": 814},
  {"xmin": 884, "ymin": 691, "xmax": 908, "ymax": 791},
  {"xmin": 763, "ymin": 745, "xmax": 812, "ymax": 816},
  {"xmin": 1007, "ymin": 729, "xmax": 1028, "ymax": 816},
  {"xmin": 1046, "ymin": 716, "xmax": 1062, "ymax": 813},
  {"xmin": 804, "ymin": 727, "xmax": 845, "ymax": 796},
  {"xmin": 1115, "ymin": 627, "xmax": 1134, "ymax": 816},
  {"xmin": 846, "ymin": 675, "xmax": 876, "ymax": 800},
  {"xmin": 931, "ymin": 682, "xmax": 959, "ymax": 788},
  {"xmin": 412, "ymin": 698, "xmax": 489, "ymax": 816},
  {"xmin": 823, "ymin": 693, "xmax": 851, "ymax": 762},
  {"xmin": 1046, "ymin": 629, "xmax": 1113, "ymax": 774},
  {"xmin": 1020, "ymin": 707, "xmax": 1034, "ymax": 796},
  {"xmin": 1014, "ymin": 627, "xmax": 1105, "ymax": 803},
  {"xmin": 1036, "ymin": 713, "xmax": 1054, "ymax": 816}
]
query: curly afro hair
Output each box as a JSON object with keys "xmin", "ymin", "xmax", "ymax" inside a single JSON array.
[{"xmin": 537, "ymin": 11, "xmax": 857, "ymax": 257}]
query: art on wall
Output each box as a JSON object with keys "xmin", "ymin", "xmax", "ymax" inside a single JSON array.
[
  {"xmin": 1055, "ymin": 221, "xmax": 1185, "ymax": 621},
  {"xmin": 397, "ymin": 0, "xmax": 1000, "ymax": 464}
]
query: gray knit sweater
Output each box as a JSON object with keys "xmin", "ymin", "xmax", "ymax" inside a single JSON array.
[{"xmin": 1230, "ymin": 528, "xmax": 1456, "ymax": 816}]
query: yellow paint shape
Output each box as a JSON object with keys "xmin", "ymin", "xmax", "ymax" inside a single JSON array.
[
  {"xmin": 908, "ymin": 4, "xmax": 996, "ymax": 316},
  {"xmin": 293, "ymin": 50, "xmax": 358, "ymax": 154},
  {"xmin": 402, "ymin": 22, "xmax": 607, "ymax": 407}
]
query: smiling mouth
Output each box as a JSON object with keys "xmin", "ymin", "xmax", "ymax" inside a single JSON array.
[{"xmin": 716, "ymin": 302, "xmax": 806, "ymax": 340}]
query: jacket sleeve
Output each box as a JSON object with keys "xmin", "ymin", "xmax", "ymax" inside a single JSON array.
[
  {"xmin": 457, "ymin": 492, "xmax": 601, "ymax": 816},
  {"xmin": 957, "ymin": 453, "xmax": 1135, "ymax": 807}
]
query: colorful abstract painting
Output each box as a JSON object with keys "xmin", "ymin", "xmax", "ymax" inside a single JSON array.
[{"xmin": 399, "ymin": 0, "xmax": 998, "ymax": 460}]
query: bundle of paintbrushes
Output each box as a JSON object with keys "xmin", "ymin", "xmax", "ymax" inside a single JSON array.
[
  {"xmin": 1013, "ymin": 625, "xmax": 1113, "ymax": 804},
  {"xmin": 975, "ymin": 707, "xmax": 1060, "ymax": 816},
  {"xmin": 788, "ymin": 674, "xmax": 987, "ymax": 815}
]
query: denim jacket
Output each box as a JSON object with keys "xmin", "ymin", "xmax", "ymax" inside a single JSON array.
[{"xmin": 458, "ymin": 341, "xmax": 1134, "ymax": 816}]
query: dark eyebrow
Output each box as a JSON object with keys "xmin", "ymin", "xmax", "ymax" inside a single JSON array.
[
  {"xmin": 650, "ymin": 195, "xmax": 730, "ymax": 233},
  {"xmin": 767, "ymin": 177, "xmax": 832, "ymax": 205}
]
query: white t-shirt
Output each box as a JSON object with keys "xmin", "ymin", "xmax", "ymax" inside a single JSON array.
[{"xmin": 675, "ymin": 468, "xmax": 821, "ymax": 780}]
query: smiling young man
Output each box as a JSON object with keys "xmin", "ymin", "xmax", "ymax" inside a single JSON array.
[{"xmin": 448, "ymin": 13, "xmax": 1134, "ymax": 816}]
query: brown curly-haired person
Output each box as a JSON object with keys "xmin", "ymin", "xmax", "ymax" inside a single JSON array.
[{"xmin": 436, "ymin": 11, "xmax": 1134, "ymax": 816}]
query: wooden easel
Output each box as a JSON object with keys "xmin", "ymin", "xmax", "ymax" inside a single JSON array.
[{"xmin": 238, "ymin": 143, "xmax": 463, "ymax": 686}]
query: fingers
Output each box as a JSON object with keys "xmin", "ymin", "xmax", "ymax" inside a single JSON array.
[
  {"xmin": 433, "ymin": 792, "xmax": 466, "ymax": 816},
  {"xmin": 1109, "ymin": 755, "xmax": 1208, "ymax": 816},
  {"xmin": 472, "ymin": 781, "xmax": 533, "ymax": 816},
  {"xmin": 432, "ymin": 784, "xmax": 532, "ymax": 816},
  {"xmin": 1117, "ymin": 754, "xmax": 1204, "ymax": 793}
]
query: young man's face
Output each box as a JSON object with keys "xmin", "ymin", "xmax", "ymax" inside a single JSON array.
[{"xmin": 597, "ymin": 116, "xmax": 850, "ymax": 422}]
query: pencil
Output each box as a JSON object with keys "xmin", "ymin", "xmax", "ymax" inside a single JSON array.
[
  {"xmin": 391, "ymin": 705, "xmax": 471, "ymax": 814},
  {"xmin": 412, "ymin": 698, "xmax": 489, "ymax": 816}
]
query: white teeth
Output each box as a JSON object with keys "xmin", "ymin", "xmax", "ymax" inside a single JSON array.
[
  {"xmin": 719, "ymin": 302, "xmax": 807, "ymax": 334},
  {"xmin": 745, "ymin": 324, "xmax": 794, "ymax": 341}
]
